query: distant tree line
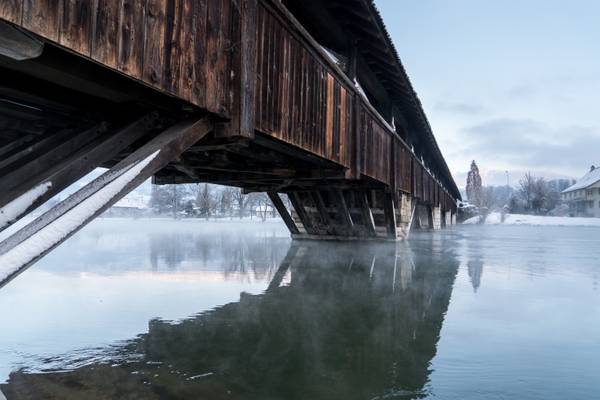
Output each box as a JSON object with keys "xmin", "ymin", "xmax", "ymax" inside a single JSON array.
[
  {"xmin": 465, "ymin": 161, "xmax": 573, "ymax": 216},
  {"xmin": 150, "ymin": 183, "xmax": 286, "ymax": 220}
]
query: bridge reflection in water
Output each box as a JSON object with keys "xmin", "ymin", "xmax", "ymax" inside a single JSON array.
[{"xmin": 2, "ymin": 238, "xmax": 459, "ymax": 400}]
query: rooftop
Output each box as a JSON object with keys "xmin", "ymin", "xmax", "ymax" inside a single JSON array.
[{"xmin": 562, "ymin": 166, "xmax": 600, "ymax": 193}]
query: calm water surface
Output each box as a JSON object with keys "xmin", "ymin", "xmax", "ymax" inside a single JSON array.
[{"xmin": 0, "ymin": 218, "xmax": 599, "ymax": 399}]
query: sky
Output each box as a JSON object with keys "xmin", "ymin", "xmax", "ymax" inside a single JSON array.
[{"xmin": 374, "ymin": 0, "xmax": 600, "ymax": 187}]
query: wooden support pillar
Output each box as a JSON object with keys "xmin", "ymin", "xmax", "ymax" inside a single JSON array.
[
  {"xmin": 0, "ymin": 116, "xmax": 213, "ymax": 288},
  {"xmin": 358, "ymin": 191, "xmax": 377, "ymax": 236},
  {"xmin": 427, "ymin": 205, "xmax": 434, "ymax": 230},
  {"xmin": 332, "ymin": 189, "xmax": 354, "ymax": 232},
  {"xmin": 268, "ymin": 192, "xmax": 299, "ymax": 235},
  {"xmin": 312, "ymin": 190, "xmax": 334, "ymax": 234},
  {"xmin": 289, "ymin": 192, "xmax": 316, "ymax": 235},
  {"xmin": 383, "ymin": 192, "xmax": 397, "ymax": 239}
]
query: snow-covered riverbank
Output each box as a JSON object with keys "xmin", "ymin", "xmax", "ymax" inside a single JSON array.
[{"xmin": 463, "ymin": 212, "xmax": 600, "ymax": 227}]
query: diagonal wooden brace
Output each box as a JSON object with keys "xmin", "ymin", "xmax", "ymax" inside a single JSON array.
[{"xmin": 0, "ymin": 115, "xmax": 213, "ymax": 289}]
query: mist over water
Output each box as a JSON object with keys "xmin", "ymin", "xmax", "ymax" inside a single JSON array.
[{"xmin": 0, "ymin": 219, "xmax": 599, "ymax": 399}]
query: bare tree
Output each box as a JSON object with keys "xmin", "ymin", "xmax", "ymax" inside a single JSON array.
[
  {"xmin": 232, "ymin": 188, "xmax": 251, "ymax": 219},
  {"xmin": 196, "ymin": 183, "xmax": 215, "ymax": 219},
  {"xmin": 219, "ymin": 186, "xmax": 236, "ymax": 218},
  {"xmin": 519, "ymin": 172, "xmax": 548, "ymax": 214}
]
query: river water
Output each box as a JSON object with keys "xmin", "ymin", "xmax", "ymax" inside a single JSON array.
[{"xmin": 0, "ymin": 219, "xmax": 599, "ymax": 399}]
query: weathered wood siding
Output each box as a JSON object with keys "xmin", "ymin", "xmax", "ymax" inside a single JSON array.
[
  {"xmin": 0, "ymin": 0, "xmax": 236, "ymax": 116},
  {"xmin": 358, "ymin": 102, "xmax": 391, "ymax": 184},
  {"xmin": 3, "ymin": 0, "xmax": 458, "ymax": 206},
  {"xmin": 254, "ymin": 2, "xmax": 354, "ymax": 168}
]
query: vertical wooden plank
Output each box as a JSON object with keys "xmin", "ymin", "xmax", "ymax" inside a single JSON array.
[
  {"xmin": 254, "ymin": 4, "xmax": 264, "ymax": 130},
  {"xmin": 22, "ymin": 0, "xmax": 63, "ymax": 42},
  {"xmin": 325, "ymin": 73, "xmax": 334, "ymax": 159},
  {"xmin": 142, "ymin": 0, "xmax": 166, "ymax": 86},
  {"xmin": 192, "ymin": 0, "xmax": 208, "ymax": 107},
  {"xmin": 92, "ymin": 0, "xmax": 119, "ymax": 66},
  {"xmin": 216, "ymin": 0, "xmax": 231, "ymax": 113},
  {"xmin": 164, "ymin": 0, "xmax": 183, "ymax": 93},
  {"xmin": 231, "ymin": 0, "xmax": 256, "ymax": 137},
  {"xmin": 117, "ymin": 0, "xmax": 146, "ymax": 79},
  {"xmin": 0, "ymin": 0, "xmax": 23, "ymax": 24},
  {"xmin": 59, "ymin": 0, "xmax": 92, "ymax": 55}
]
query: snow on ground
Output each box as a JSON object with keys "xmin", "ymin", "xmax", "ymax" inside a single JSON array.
[{"xmin": 463, "ymin": 212, "xmax": 600, "ymax": 227}]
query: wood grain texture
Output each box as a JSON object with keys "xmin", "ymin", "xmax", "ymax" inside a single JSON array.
[{"xmin": 0, "ymin": 0, "xmax": 23, "ymax": 24}]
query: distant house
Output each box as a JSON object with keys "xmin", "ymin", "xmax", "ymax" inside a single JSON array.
[
  {"xmin": 104, "ymin": 193, "xmax": 149, "ymax": 217},
  {"xmin": 561, "ymin": 166, "xmax": 600, "ymax": 217}
]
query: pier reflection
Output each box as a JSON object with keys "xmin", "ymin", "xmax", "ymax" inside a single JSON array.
[{"xmin": 2, "ymin": 240, "xmax": 459, "ymax": 400}]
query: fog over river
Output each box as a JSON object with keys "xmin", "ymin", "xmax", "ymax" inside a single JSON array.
[{"xmin": 0, "ymin": 218, "xmax": 599, "ymax": 399}]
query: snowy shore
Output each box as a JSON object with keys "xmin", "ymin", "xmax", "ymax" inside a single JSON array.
[{"xmin": 463, "ymin": 212, "xmax": 600, "ymax": 227}]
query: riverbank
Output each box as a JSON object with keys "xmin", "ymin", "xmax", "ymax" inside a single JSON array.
[{"xmin": 463, "ymin": 212, "xmax": 600, "ymax": 227}]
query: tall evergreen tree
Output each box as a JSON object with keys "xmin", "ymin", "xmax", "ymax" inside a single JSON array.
[{"xmin": 466, "ymin": 160, "xmax": 482, "ymax": 206}]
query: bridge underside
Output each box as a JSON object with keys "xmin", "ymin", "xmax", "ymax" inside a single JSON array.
[{"xmin": 0, "ymin": 0, "xmax": 459, "ymax": 286}]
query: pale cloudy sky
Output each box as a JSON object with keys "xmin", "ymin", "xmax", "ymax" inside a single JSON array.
[{"xmin": 375, "ymin": 0, "xmax": 600, "ymax": 187}]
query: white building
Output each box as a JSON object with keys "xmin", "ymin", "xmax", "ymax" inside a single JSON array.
[{"xmin": 561, "ymin": 166, "xmax": 600, "ymax": 217}]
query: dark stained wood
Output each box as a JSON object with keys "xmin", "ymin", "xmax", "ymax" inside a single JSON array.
[
  {"xmin": 383, "ymin": 191, "xmax": 397, "ymax": 239},
  {"xmin": 358, "ymin": 191, "xmax": 376, "ymax": 236},
  {"xmin": 142, "ymin": 0, "xmax": 166, "ymax": 86},
  {"xmin": 2, "ymin": 0, "xmax": 461, "ymax": 230},
  {"xmin": 268, "ymin": 192, "xmax": 299, "ymax": 234},
  {"xmin": 22, "ymin": 0, "xmax": 62, "ymax": 42},
  {"xmin": 0, "ymin": 0, "xmax": 23, "ymax": 24},
  {"xmin": 59, "ymin": 0, "xmax": 92, "ymax": 54},
  {"xmin": 288, "ymin": 191, "xmax": 316, "ymax": 235},
  {"xmin": 116, "ymin": 0, "xmax": 146, "ymax": 79},
  {"xmin": 332, "ymin": 189, "xmax": 353, "ymax": 230},
  {"xmin": 312, "ymin": 190, "xmax": 333, "ymax": 232}
]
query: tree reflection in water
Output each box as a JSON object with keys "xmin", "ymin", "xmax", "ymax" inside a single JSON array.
[{"xmin": 2, "ymin": 239, "xmax": 459, "ymax": 400}]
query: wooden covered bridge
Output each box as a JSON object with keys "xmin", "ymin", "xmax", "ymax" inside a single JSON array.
[{"xmin": 0, "ymin": 0, "xmax": 460, "ymax": 285}]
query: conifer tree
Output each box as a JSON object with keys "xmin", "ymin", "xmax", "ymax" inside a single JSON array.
[{"xmin": 466, "ymin": 160, "xmax": 482, "ymax": 206}]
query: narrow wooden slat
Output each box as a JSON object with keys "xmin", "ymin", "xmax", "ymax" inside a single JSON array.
[
  {"xmin": 59, "ymin": 0, "xmax": 92, "ymax": 54},
  {"xmin": 91, "ymin": 0, "xmax": 119, "ymax": 66},
  {"xmin": 142, "ymin": 0, "xmax": 166, "ymax": 86},
  {"xmin": 268, "ymin": 192, "xmax": 299, "ymax": 235},
  {"xmin": 0, "ymin": 0, "xmax": 23, "ymax": 24},
  {"xmin": 116, "ymin": 0, "xmax": 146, "ymax": 79},
  {"xmin": 22, "ymin": 0, "xmax": 63, "ymax": 42}
]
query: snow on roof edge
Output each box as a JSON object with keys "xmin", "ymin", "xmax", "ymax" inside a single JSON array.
[{"xmin": 562, "ymin": 167, "xmax": 600, "ymax": 193}]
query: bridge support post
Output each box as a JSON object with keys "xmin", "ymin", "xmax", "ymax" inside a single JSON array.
[{"xmin": 431, "ymin": 205, "xmax": 442, "ymax": 230}]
